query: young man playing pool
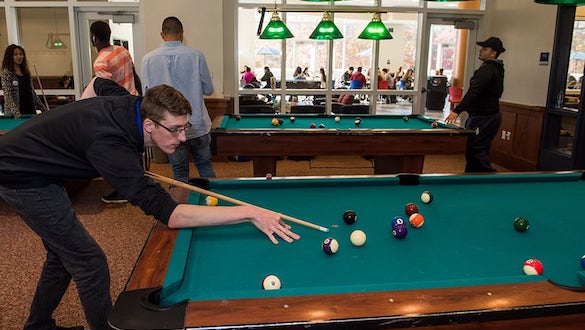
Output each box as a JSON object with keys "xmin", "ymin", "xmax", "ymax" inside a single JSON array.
[{"xmin": 0, "ymin": 78, "xmax": 300, "ymax": 330}]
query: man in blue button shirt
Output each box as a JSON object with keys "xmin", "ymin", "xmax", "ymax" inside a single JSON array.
[{"xmin": 142, "ymin": 16, "xmax": 216, "ymax": 181}]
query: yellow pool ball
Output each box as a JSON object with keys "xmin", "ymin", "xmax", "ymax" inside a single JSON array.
[
  {"xmin": 271, "ymin": 118, "xmax": 280, "ymax": 126},
  {"xmin": 205, "ymin": 196, "xmax": 218, "ymax": 206}
]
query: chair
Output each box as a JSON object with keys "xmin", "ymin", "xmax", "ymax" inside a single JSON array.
[
  {"xmin": 349, "ymin": 80, "xmax": 363, "ymax": 89},
  {"xmin": 337, "ymin": 104, "xmax": 370, "ymax": 114},
  {"xmin": 239, "ymin": 104, "xmax": 275, "ymax": 114},
  {"xmin": 448, "ymin": 86, "xmax": 463, "ymax": 111},
  {"xmin": 290, "ymin": 105, "xmax": 326, "ymax": 114}
]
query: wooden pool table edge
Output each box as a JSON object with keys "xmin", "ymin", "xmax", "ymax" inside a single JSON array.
[{"xmin": 111, "ymin": 221, "xmax": 585, "ymax": 329}]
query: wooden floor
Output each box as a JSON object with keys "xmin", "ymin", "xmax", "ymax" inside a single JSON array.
[{"xmin": 0, "ymin": 155, "xmax": 508, "ymax": 330}]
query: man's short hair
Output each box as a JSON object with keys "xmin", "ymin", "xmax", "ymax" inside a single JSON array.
[
  {"xmin": 162, "ymin": 16, "xmax": 183, "ymax": 35},
  {"xmin": 90, "ymin": 21, "xmax": 111, "ymax": 42},
  {"xmin": 141, "ymin": 85, "xmax": 192, "ymax": 122}
]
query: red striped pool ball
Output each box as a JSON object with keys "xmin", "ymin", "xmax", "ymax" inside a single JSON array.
[
  {"xmin": 235, "ymin": 115, "xmax": 241, "ymax": 121},
  {"xmin": 431, "ymin": 121, "xmax": 438, "ymax": 128},
  {"xmin": 523, "ymin": 258, "xmax": 544, "ymax": 275},
  {"xmin": 408, "ymin": 213, "xmax": 425, "ymax": 228}
]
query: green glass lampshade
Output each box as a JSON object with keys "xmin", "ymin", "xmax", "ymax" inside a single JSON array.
[
  {"xmin": 359, "ymin": 13, "xmax": 393, "ymax": 40},
  {"xmin": 309, "ymin": 12, "xmax": 343, "ymax": 40},
  {"xmin": 534, "ymin": 0, "xmax": 585, "ymax": 4},
  {"xmin": 259, "ymin": 12, "xmax": 294, "ymax": 39}
]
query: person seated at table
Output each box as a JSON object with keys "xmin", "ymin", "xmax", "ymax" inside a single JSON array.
[
  {"xmin": 302, "ymin": 67, "xmax": 311, "ymax": 79},
  {"xmin": 1, "ymin": 44, "xmax": 48, "ymax": 118},
  {"xmin": 349, "ymin": 66, "xmax": 367, "ymax": 89},
  {"xmin": 567, "ymin": 75, "xmax": 578, "ymax": 89},
  {"xmin": 340, "ymin": 66, "xmax": 354, "ymax": 88},
  {"xmin": 241, "ymin": 65, "xmax": 256, "ymax": 84},
  {"xmin": 293, "ymin": 66, "xmax": 305, "ymax": 80},
  {"xmin": 319, "ymin": 68, "xmax": 327, "ymax": 89},
  {"xmin": 0, "ymin": 78, "xmax": 300, "ymax": 330},
  {"xmin": 260, "ymin": 66, "xmax": 274, "ymax": 86}
]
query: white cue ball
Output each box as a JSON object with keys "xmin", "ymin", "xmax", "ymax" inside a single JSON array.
[
  {"xmin": 334, "ymin": 116, "xmax": 341, "ymax": 122},
  {"xmin": 262, "ymin": 274, "xmax": 281, "ymax": 290},
  {"xmin": 420, "ymin": 191, "xmax": 433, "ymax": 204},
  {"xmin": 350, "ymin": 230, "xmax": 367, "ymax": 247}
]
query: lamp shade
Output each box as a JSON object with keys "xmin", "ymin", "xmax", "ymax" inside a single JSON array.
[
  {"xmin": 309, "ymin": 11, "xmax": 343, "ymax": 40},
  {"xmin": 534, "ymin": 0, "xmax": 585, "ymax": 4},
  {"xmin": 359, "ymin": 13, "xmax": 393, "ymax": 40},
  {"xmin": 259, "ymin": 12, "xmax": 294, "ymax": 39}
]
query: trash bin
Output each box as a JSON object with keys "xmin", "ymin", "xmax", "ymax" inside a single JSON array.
[{"xmin": 426, "ymin": 76, "xmax": 448, "ymax": 110}]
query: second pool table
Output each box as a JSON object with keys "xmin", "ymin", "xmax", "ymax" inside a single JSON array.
[
  {"xmin": 211, "ymin": 114, "xmax": 474, "ymax": 176},
  {"xmin": 110, "ymin": 172, "xmax": 585, "ymax": 329}
]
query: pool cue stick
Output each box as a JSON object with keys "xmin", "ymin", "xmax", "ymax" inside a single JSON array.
[
  {"xmin": 32, "ymin": 65, "xmax": 50, "ymax": 111},
  {"xmin": 145, "ymin": 171, "xmax": 330, "ymax": 233}
]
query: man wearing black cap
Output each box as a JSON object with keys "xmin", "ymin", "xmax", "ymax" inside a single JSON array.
[{"xmin": 445, "ymin": 36, "xmax": 505, "ymax": 173}]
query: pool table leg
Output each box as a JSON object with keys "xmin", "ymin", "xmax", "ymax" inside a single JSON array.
[
  {"xmin": 252, "ymin": 157, "xmax": 278, "ymax": 177},
  {"xmin": 373, "ymin": 156, "xmax": 424, "ymax": 174}
]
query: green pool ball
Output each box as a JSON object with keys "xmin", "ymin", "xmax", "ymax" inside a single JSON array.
[{"xmin": 513, "ymin": 217, "xmax": 530, "ymax": 232}]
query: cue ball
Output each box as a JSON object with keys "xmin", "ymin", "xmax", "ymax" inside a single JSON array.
[
  {"xmin": 391, "ymin": 216, "xmax": 405, "ymax": 228},
  {"xmin": 513, "ymin": 217, "xmax": 530, "ymax": 232},
  {"xmin": 343, "ymin": 210, "xmax": 358, "ymax": 224},
  {"xmin": 271, "ymin": 118, "xmax": 280, "ymax": 126},
  {"xmin": 354, "ymin": 119, "xmax": 361, "ymax": 126},
  {"xmin": 420, "ymin": 191, "xmax": 433, "ymax": 204},
  {"xmin": 403, "ymin": 116, "xmax": 409, "ymax": 121},
  {"xmin": 405, "ymin": 203, "xmax": 419, "ymax": 216},
  {"xmin": 290, "ymin": 116, "xmax": 296, "ymax": 122},
  {"xmin": 262, "ymin": 274, "xmax": 282, "ymax": 290},
  {"xmin": 581, "ymin": 255, "xmax": 585, "ymax": 269},
  {"xmin": 350, "ymin": 230, "xmax": 367, "ymax": 246},
  {"xmin": 205, "ymin": 196, "xmax": 218, "ymax": 206},
  {"xmin": 392, "ymin": 223, "xmax": 408, "ymax": 239},
  {"xmin": 322, "ymin": 237, "xmax": 339, "ymax": 255},
  {"xmin": 334, "ymin": 116, "xmax": 341, "ymax": 122},
  {"xmin": 523, "ymin": 259, "xmax": 544, "ymax": 275}
]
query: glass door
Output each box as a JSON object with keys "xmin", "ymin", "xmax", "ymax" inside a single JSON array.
[{"xmin": 75, "ymin": 9, "xmax": 143, "ymax": 95}]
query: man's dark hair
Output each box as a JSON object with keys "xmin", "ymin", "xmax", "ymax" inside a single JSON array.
[
  {"xmin": 90, "ymin": 21, "xmax": 111, "ymax": 42},
  {"xmin": 141, "ymin": 85, "xmax": 192, "ymax": 122},
  {"xmin": 162, "ymin": 16, "xmax": 183, "ymax": 35}
]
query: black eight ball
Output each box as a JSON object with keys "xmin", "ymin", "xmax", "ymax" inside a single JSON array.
[{"xmin": 343, "ymin": 210, "xmax": 357, "ymax": 224}]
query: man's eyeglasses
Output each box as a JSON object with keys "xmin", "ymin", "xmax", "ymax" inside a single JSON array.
[{"xmin": 151, "ymin": 119, "xmax": 192, "ymax": 136}]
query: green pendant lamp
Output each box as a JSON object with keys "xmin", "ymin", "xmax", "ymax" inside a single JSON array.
[
  {"xmin": 310, "ymin": 11, "xmax": 343, "ymax": 40},
  {"xmin": 359, "ymin": 13, "xmax": 393, "ymax": 40},
  {"xmin": 259, "ymin": 11, "xmax": 294, "ymax": 39},
  {"xmin": 534, "ymin": 0, "xmax": 585, "ymax": 4}
]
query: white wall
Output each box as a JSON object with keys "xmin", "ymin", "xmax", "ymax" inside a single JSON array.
[
  {"xmin": 485, "ymin": 0, "xmax": 557, "ymax": 107},
  {"xmin": 142, "ymin": 0, "xmax": 225, "ymax": 97}
]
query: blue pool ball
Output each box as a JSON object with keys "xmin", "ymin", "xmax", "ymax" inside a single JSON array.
[
  {"xmin": 319, "ymin": 123, "xmax": 325, "ymax": 128},
  {"xmin": 392, "ymin": 223, "xmax": 408, "ymax": 239},
  {"xmin": 391, "ymin": 216, "xmax": 405, "ymax": 228},
  {"xmin": 581, "ymin": 255, "xmax": 585, "ymax": 269}
]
